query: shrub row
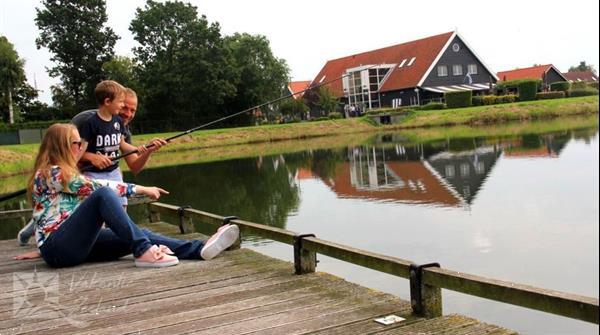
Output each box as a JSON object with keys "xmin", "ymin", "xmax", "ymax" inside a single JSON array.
[
  {"xmin": 0, "ymin": 119, "xmax": 70, "ymax": 131},
  {"xmin": 472, "ymin": 94, "xmax": 517, "ymax": 106},
  {"xmin": 418, "ymin": 102, "xmax": 446, "ymax": 110},
  {"xmin": 536, "ymin": 91, "xmax": 566, "ymax": 100},
  {"xmin": 569, "ymin": 88, "xmax": 599, "ymax": 97}
]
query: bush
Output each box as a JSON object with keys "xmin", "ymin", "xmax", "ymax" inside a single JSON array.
[
  {"xmin": 571, "ymin": 81, "xmax": 587, "ymax": 90},
  {"xmin": 445, "ymin": 91, "xmax": 472, "ymax": 108},
  {"xmin": 569, "ymin": 89, "xmax": 599, "ymax": 97},
  {"xmin": 309, "ymin": 117, "xmax": 329, "ymax": 122},
  {"xmin": 588, "ymin": 82, "xmax": 599, "ymax": 90},
  {"xmin": 472, "ymin": 96, "xmax": 484, "ymax": 106},
  {"xmin": 500, "ymin": 94, "xmax": 517, "ymax": 103},
  {"xmin": 419, "ymin": 102, "xmax": 446, "ymax": 110},
  {"xmin": 517, "ymin": 80, "xmax": 538, "ymax": 101},
  {"xmin": 328, "ymin": 112, "xmax": 342, "ymax": 119},
  {"xmin": 536, "ymin": 91, "xmax": 565, "ymax": 100},
  {"xmin": 482, "ymin": 95, "xmax": 498, "ymax": 105},
  {"xmin": 550, "ymin": 81, "xmax": 570, "ymax": 93}
]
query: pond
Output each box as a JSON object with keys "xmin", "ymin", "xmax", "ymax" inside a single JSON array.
[{"xmin": 1, "ymin": 119, "xmax": 598, "ymax": 334}]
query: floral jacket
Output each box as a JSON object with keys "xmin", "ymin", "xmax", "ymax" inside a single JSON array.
[{"xmin": 32, "ymin": 166, "xmax": 136, "ymax": 247}]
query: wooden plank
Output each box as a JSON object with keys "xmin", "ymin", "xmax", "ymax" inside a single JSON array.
[
  {"xmin": 27, "ymin": 272, "xmax": 323, "ymax": 335},
  {"xmin": 423, "ymin": 267, "xmax": 600, "ymax": 324},
  {"xmin": 71, "ymin": 275, "xmax": 365, "ymax": 335}
]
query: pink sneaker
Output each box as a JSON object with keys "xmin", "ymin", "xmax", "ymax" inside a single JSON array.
[
  {"xmin": 200, "ymin": 225, "xmax": 240, "ymax": 260},
  {"xmin": 135, "ymin": 245, "xmax": 179, "ymax": 268}
]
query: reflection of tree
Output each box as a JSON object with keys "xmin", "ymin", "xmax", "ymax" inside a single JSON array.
[{"xmin": 127, "ymin": 157, "xmax": 300, "ymax": 229}]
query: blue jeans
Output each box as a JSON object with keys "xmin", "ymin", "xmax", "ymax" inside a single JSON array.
[{"xmin": 39, "ymin": 187, "xmax": 204, "ymax": 267}]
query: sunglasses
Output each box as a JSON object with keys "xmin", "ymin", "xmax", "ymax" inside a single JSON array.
[{"xmin": 71, "ymin": 141, "xmax": 82, "ymax": 149}]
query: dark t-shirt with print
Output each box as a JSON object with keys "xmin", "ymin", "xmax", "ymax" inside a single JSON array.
[{"xmin": 78, "ymin": 113, "xmax": 125, "ymax": 173}]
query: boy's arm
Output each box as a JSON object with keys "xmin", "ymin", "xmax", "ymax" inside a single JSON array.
[{"xmin": 79, "ymin": 144, "xmax": 113, "ymax": 170}]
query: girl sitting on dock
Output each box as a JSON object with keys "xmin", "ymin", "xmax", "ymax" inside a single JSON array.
[{"xmin": 15, "ymin": 123, "xmax": 239, "ymax": 268}]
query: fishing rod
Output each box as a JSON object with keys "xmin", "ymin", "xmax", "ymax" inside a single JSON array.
[{"xmin": 0, "ymin": 63, "xmax": 382, "ymax": 203}]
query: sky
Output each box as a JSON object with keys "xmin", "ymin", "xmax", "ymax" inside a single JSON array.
[{"xmin": 1, "ymin": 0, "xmax": 599, "ymax": 105}]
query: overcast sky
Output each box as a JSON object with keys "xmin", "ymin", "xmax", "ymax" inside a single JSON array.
[{"xmin": 1, "ymin": 0, "xmax": 599, "ymax": 104}]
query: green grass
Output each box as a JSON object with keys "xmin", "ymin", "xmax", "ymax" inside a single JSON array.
[{"xmin": 394, "ymin": 96, "xmax": 598, "ymax": 128}]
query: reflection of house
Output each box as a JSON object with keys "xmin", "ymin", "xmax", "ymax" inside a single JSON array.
[
  {"xmin": 309, "ymin": 31, "xmax": 497, "ymax": 109},
  {"xmin": 562, "ymin": 71, "xmax": 599, "ymax": 83},
  {"xmin": 426, "ymin": 147, "xmax": 501, "ymax": 204},
  {"xmin": 317, "ymin": 146, "xmax": 464, "ymax": 207},
  {"xmin": 496, "ymin": 64, "xmax": 568, "ymax": 87}
]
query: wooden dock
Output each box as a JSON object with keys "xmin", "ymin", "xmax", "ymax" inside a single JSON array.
[{"xmin": 0, "ymin": 222, "xmax": 517, "ymax": 335}]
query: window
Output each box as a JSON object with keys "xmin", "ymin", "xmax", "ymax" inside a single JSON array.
[
  {"xmin": 468, "ymin": 64, "xmax": 478, "ymax": 75},
  {"xmin": 407, "ymin": 57, "xmax": 416, "ymax": 66},
  {"xmin": 398, "ymin": 59, "xmax": 407, "ymax": 68},
  {"xmin": 437, "ymin": 65, "xmax": 448, "ymax": 77},
  {"xmin": 452, "ymin": 64, "xmax": 463, "ymax": 76},
  {"xmin": 445, "ymin": 165, "xmax": 455, "ymax": 178}
]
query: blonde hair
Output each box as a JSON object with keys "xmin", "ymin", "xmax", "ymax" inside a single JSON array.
[
  {"xmin": 95, "ymin": 80, "xmax": 125, "ymax": 105},
  {"xmin": 27, "ymin": 124, "xmax": 79, "ymax": 203}
]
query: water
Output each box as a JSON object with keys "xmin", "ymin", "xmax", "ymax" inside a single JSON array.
[{"xmin": 2, "ymin": 123, "xmax": 598, "ymax": 334}]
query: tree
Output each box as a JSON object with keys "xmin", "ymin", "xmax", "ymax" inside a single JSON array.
[
  {"xmin": 223, "ymin": 33, "xmax": 289, "ymax": 125},
  {"xmin": 0, "ymin": 36, "xmax": 26, "ymax": 124},
  {"xmin": 35, "ymin": 0, "xmax": 118, "ymax": 114},
  {"xmin": 102, "ymin": 56, "xmax": 139, "ymax": 91},
  {"xmin": 130, "ymin": 0, "xmax": 237, "ymax": 126},
  {"xmin": 568, "ymin": 61, "xmax": 597, "ymax": 74},
  {"xmin": 279, "ymin": 97, "xmax": 308, "ymax": 120},
  {"xmin": 316, "ymin": 86, "xmax": 340, "ymax": 115}
]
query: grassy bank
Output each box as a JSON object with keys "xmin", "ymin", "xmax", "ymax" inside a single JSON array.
[
  {"xmin": 394, "ymin": 95, "xmax": 598, "ymax": 128},
  {"xmin": 1, "ymin": 95, "xmax": 597, "ymax": 179}
]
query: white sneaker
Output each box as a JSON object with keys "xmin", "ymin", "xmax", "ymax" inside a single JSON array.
[{"xmin": 200, "ymin": 225, "xmax": 240, "ymax": 260}]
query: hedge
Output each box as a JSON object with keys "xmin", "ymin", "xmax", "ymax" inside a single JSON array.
[
  {"xmin": 419, "ymin": 102, "xmax": 446, "ymax": 110},
  {"xmin": 496, "ymin": 79, "xmax": 542, "ymax": 91},
  {"xmin": 0, "ymin": 119, "xmax": 70, "ymax": 131},
  {"xmin": 569, "ymin": 88, "xmax": 599, "ymax": 97},
  {"xmin": 550, "ymin": 81, "xmax": 570, "ymax": 93},
  {"xmin": 536, "ymin": 91, "xmax": 565, "ymax": 100},
  {"xmin": 445, "ymin": 91, "xmax": 472, "ymax": 108},
  {"xmin": 588, "ymin": 82, "xmax": 599, "ymax": 90},
  {"xmin": 518, "ymin": 80, "xmax": 538, "ymax": 101}
]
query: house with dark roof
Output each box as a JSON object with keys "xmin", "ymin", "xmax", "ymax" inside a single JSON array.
[
  {"xmin": 285, "ymin": 81, "xmax": 312, "ymax": 99},
  {"xmin": 562, "ymin": 71, "xmax": 599, "ymax": 83},
  {"xmin": 496, "ymin": 64, "xmax": 568, "ymax": 87},
  {"xmin": 309, "ymin": 31, "xmax": 497, "ymax": 110}
]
